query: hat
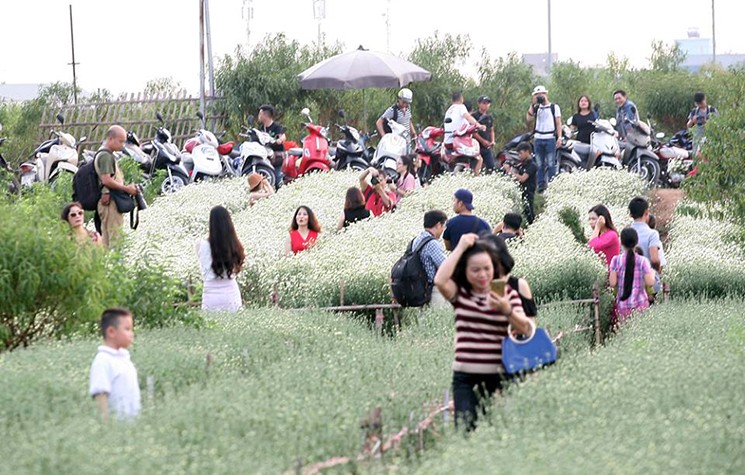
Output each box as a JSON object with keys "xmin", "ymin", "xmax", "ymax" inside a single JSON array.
[
  {"xmin": 247, "ymin": 172, "xmax": 263, "ymax": 191},
  {"xmin": 454, "ymin": 188, "xmax": 475, "ymax": 210},
  {"xmin": 478, "ymin": 96, "xmax": 492, "ymax": 103},
  {"xmin": 532, "ymin": 85, "xmax": 548, "ymax": 95}
]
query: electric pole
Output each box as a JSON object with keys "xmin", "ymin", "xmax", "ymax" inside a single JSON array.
[
  {"xmin": 547, "ymin": 0, "xmax": 553, "ymax": 73},
  {"xmin": 712, "ymin": 0, "xmax": 717, "ymax": 64},
  {"xmin": 243, "ymin": 0, "xmax": 254, "ymax": 49},
  {"xmin": 68, "ymin": 4, "xmax": 79, "ymax": 104},
  {"xmin": 313, "ymin": 0, "xmax": 325, "ymax": 46}
]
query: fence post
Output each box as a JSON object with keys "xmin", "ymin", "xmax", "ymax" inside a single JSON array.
[
  {"xmin": 663, "ymin": 281, "xmax": 670, "ymax": 304},
  {"xmin": 270, "ymin": 284, "xmax": 280, "ymax": 308},
  {"xmin": 592, "ymin": 284, "xmax": 601, "ymax": 346},
  {"xmin": 339, "ymin": 279, "xmax": 345, "ymax": 306},
  {"xmin": 375, "ymin": 308, "xmax": 384, "ymax": 336}
]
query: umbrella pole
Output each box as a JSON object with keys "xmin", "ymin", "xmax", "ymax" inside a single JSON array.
[{"xmin": 363, "ymin": 89, "xmax": 368, "ymax": 133}]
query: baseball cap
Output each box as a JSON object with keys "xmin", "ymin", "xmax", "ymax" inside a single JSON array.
[
  {"xmin": 532, "ymin": 85, "xmax": 548, "ymax": 95},
  {"xmin": 478, "ymin": 95, "xmax": 492, "ymax": 103},
  {"xmin": 454, "ymin": 188, "xmax": 475, "ymax": 210}
]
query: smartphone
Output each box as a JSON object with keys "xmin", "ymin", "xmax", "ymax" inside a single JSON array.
[{"xmin": 490, "ymin": 279, "xmax": 506, "ymax": 297}]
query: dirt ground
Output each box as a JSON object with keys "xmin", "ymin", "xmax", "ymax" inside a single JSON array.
[{"xmin": 650, "ymin": 188, "xmax": 685, "ymax": 242}]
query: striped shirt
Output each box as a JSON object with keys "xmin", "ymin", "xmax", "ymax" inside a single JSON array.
[{"xmin": 452, "ymin": 285, "xmax": 524, "ymax": 374}]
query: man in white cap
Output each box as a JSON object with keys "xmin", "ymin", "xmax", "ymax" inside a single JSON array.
[
  {"xmin": 526, "ymin": 85, "xmax": 562, "ymax": 193},
  {"xmin": 376, "ymin": 88, "xmax": 416, "ymax": 140}
]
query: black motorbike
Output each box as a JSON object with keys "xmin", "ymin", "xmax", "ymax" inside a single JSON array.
[{"xmin": 332, "ymin": 110, "xmax": 375, "ymax": 171}]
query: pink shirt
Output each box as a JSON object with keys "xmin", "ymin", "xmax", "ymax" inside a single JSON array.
[
  {"xmin": 589, "ymin": 229, "xmax": 620, "ymax": 267},
  {"xmin": 397, "ymin": 173, "xmax": 416, "ymax": 195}
]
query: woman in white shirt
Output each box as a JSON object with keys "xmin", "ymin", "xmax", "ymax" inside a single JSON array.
[{"xmin": 196, "ymin": 205, "xmax": 245, "ymax": 311}]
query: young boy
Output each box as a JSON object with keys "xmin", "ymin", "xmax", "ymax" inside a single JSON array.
[{"xmin": 89, "ymin": 308, "xmax": 141, "ymax": 421}]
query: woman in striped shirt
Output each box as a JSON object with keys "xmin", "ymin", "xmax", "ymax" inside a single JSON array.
[{"xmin": 434, "ymin": 233, "xmax": 532, "ymax": 431}]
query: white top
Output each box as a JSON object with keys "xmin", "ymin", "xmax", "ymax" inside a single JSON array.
[
  {"xmin": 534, "ymin": 103, "xmax": 562, "ymax": 140},
  {"xmin": 197, "ymin": 239, "xmax": 236, "ymax": 281},
  {"xmin": 444, "ymin": 103, "xmax": 468, "ymax": 144},
  {"xmin": 89, "ymin": 345, "xmax": 141, "ymax": 419}
]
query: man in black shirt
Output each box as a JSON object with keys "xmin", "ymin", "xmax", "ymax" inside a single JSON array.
[
  {"xmin": 471, "ymin": 96, "xmax": 496, "ymax": 172},
  {"xmin": 258, "ymin": 104, "xmax": 286, "ymax": 186},
  {"xmin": 503, "ymin": 141, "xmax": 537, "ymax": 224}
]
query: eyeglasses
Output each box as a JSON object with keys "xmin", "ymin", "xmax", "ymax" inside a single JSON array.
[{"xmin": 69, "ymin": 211, "xmax": 84, "ymax": 217}]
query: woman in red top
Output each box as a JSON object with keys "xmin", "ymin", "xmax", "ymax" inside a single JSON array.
[
  {"xmin": 587, "ymin": 204, "xmax": 620, "ymax": 267},
  {"xmin": 284, "ymin": 205, "xmax": 321, "ymax": 256}
]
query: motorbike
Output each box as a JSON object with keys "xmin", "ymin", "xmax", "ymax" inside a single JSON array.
[
  {"xmin": 179, "ymin": 112, "xmax": 225, "ymax": 186},
  {"xmin": 442, "ymin": 120, "xmax": 481, "ymax": 174},
  {"xmin": 371, "ymin": 118, "xmax": 408, "ymax": 181},
  {"xmin": 415, "ymin": 125, "xmax": 445, "ymax": 185},
  {"xmin": 653, "ymin": 129, "xmax": 694, "ymax": 188},
  {"xmin": 565, "ymin": 117, "xmax": 622, "ymax": 170},
  {"xmin": 283, "ymin": 108, "xmax": 332, "ymax": 184},
  {"xmin": 332, "ymin": 109, "xmax": 375, "ymax": 172},
  {"xmin": 495, "ymin": 129, "xmax": 581, "ymax": 174},
  {"xmin": 620, "ymin": 114, "xmax": 662, "ymax": 187},
  {"xmin": 121, "ymin": 130, "xmax": 154, "ymax": 176},
  {"xmin": 21, "ymin": 113, "xmax": 85, "ymax": 187},
  {"xmin": 140, "ymin": 112, "xmax": 191, "ymax": 193},
  {"xmin": 233, "ymin": 115, "xmax": 277, "ymax": 187}
]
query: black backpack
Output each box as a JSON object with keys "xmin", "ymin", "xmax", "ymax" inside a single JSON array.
[
  {"xmin": 72, "ymin": 150, "xmax": 104, "ymax": 211},
  {"xmin": 382, "ymin": 104, "xmax": 400, "ymax": 134},
  {"xmin": 391, "ymin": 235, "xmax": 435, "ymax": 307},
  {"xmin": 532, "ymin": 103, "xmax": 558, "ymax": 137}
]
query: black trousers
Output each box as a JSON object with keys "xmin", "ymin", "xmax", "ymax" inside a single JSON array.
[
  {"xmin": 523, "ymin": 192, "xmax": 535, "ymax": 224},
  {"xmin": 452, "ymin": 371, "xmax": 505, "ymax": 432}
]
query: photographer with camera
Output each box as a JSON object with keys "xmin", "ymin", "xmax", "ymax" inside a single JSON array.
[
  {"xmin": 526, "ymin": 86, "xmax": 561, "ymax": 194},
  {"xmin": 503, "ymin": 142, "xmax": 537, "ymax": 225},
  {"xmin": 95, "ymin": 125, "xmax": 143, "ymax": 248},
  {"xmin": 359, "ymin": 167, "xmax": 397, "ymax": 217}
]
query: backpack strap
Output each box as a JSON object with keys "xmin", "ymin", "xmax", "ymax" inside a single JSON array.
[
  {"xmin": 410, "ymin": 235, "xmax": 435, "ymax": 256},
  {"xmin": 533, "ymin": 103, "xmax": 557, "ymax": 137},
  {"xmin": 392, "ymin": 103, "xmax": 399, "ymax": 123}
]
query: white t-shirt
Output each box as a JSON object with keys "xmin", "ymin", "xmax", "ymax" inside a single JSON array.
[
  {"xmin": 197, "ymin": 239, "xmax": 236, "ymax": 282},
  {"xmin": 534, "ymin": 103, "xmax": 562, "ymax": 140},
  {"xmin": 444, "ymin": 103, "xmax": 468, "ymax": 144},
  {"xmin": 89, "ymin": 345, "xmax": 141, "ymax": 419}
]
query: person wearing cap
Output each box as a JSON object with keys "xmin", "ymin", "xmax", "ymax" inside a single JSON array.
[
  {"xmin": 526, "ymin": 85, "xmax": 562, "ymax": 193},
  {"xmin": 472, "ymin": 96, "xmax": 496, "ymax": 172},
  {"xmin": 376, "ymin": 88, "xmax": 416, "ymax": 140},
  {"xmin": 247, "ymin": 172, "xmax": 274, "ymax": 205},
  {"xmin": 442, "ymin": 188, "xmax": 492, "ymax": 251}
]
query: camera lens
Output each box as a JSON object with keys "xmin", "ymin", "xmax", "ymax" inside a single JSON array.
[{"xmin": 536, "ymin": 95, "xmax": 546, "ymax": 104}]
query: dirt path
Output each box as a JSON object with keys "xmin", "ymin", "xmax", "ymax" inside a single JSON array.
[{"xmin": 650, "ymin": 188, "xmax": 685, "ymax": 242}]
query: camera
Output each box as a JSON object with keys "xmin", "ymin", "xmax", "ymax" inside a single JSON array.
[
  {"xmin": 134, "ymin": 184, "xmax": 148, "ymax": 211},
  {"xmin": 536, "ymin": 95, "xmax": 546, "ymax": 104},
  {"xmin": 370, "ymin": 175, "xmax": 392, "ymax": 186}
]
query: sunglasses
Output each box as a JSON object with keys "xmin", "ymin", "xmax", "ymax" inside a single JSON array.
[{"xmin": 69, "ymin": 211, "xmax": 84, "ymax": 217}]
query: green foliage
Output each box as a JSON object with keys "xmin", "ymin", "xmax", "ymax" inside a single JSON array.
[
  {"xmin": 412, "ymin": 300, "xmax": 745, "ymax": 474},
  {"xmin": 648, "ymin": 40, "xmax": 687, "ymax": 72},
  {"xmin": 558, "ymin": 207, "xmax": 587, "ymax": 245},
  {"xmin": 684, "ymin": 107, "xmax": 745, "ymax": 224},
  {"xmin": 636, "ymin": 71, "xmax": 701, "ymax": 131}
]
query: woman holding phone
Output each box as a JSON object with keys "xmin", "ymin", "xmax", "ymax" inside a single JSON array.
[{"xmin": 434, "ymin": 233, "xmax": 532, "ymax": 431}]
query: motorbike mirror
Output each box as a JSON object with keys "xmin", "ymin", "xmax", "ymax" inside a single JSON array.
[
  {"xmin": 646, "ymin": 112, "xmax": 652, "ymax": 120},
  {"xmin": 593, "ymin": 103, "xmax": 599, "ymax": 112},
  {"xmin": 656, "ymin": 132, "xmax": 665, "ymax": 139},
  {"xmin": 566, "ymin": 117, "xmax": 573, "ymax": 126},
  {"xmin": 444, "ymin": 118, "xmax": 453, "ymax": 124},
  {"xmin": 156, "ymin": 112, "xmax": 164, "ymax": 123},
  {"xmin": 56, "ymin": 113, "xmax": 65, "ymax": 125},
  {"xmin": 196, "ymin": 111, "xmax": 204, "ymax": 120},
  {"xmin": 247, "ymin": 115, "xmax": 255, "ymax": 125},
  {"xmin": 338, "ymin": 109, "xmax": 346, "ymax": 118},
  {"xmin": 79, "ymin": 136, "xmax": 87, "ymax": 143},
  {"xmin": 301, "ymin": 107, "xmax": 310, "ymax": 116},
  {"xmin": 609, "ymin": 117, "xmax": 617, "ymax": 126}
]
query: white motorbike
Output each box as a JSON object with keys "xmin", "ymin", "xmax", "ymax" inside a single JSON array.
[
  {"xmin": 372, "ymin": 118, "xmax": 408, "ymax": 181},
  {"xmin": 234, "ymin": 116, "xmax": 277, "ymax": 187},
  {"xmin": 566, "ymin": 117, "xmax": 622, "ymax": 170},
  {"xmin": 180, "ymin": 120, "xmax": 224, "ymax": 183},
  {"xmin": 22, "ymin": 113, "xmax": 85, "ymax": 187}
]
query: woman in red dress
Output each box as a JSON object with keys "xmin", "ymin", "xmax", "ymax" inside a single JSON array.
[{"xmin": 284, "ymin": 205, "xmax": 321, "ymax": 256}]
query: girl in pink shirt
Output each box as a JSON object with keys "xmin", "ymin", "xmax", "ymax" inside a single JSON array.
[
  {"xmin": 395, "ymin": 155, "xmax": 417, "ymax": 202},
  {"xmin": 587, "ymin": 204, "xmax": 620, "ymax": 267}
]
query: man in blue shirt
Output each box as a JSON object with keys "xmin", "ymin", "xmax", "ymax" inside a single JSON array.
[
  {"xmin": 613, "ymin": 89, "xmax": 640, "ymax": 140},
  {"xmin": 628, "ymin": 196, "xmax": 665, "ymax": 293},
  {"xmin": 443, "ymin": 188, "xmax": 492, "ymax": 250},
  {"xmin": 412, "ymin": 210, "xmax": 449, "ymax": 308}
]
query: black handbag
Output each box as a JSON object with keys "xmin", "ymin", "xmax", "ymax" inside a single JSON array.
[{"xmin": 110, "ymin": 189, "xmax": 135, "ymax": 213}]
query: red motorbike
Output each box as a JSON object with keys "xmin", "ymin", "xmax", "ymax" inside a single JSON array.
[
  {"xmin": 415, "ymin": 125, "xmax": 444, "ymax": 185},
  {"xmin": 283, "ymin": 108, "xmax": 331, "ymax": 184},
  {"xmin": 442, "ymin": 122, "xmax": 482, "ymax": 175}
]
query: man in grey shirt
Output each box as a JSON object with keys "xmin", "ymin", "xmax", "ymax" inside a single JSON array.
[
  {"xmin": 376, "ymin": 88, "xmax": 416, "ymax": 140},
  {"xmin": 628, "ymin": 196, "xmax": 665, "ymax": 293}
]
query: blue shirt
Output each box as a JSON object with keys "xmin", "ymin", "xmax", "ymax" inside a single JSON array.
[
  {"xmin": 443, "ymin": 214, "xmax": 492, "ymax": 249},
  {"xmin": 630, "ymin": 220, "xmax": 665, "ymax": 292},
  {"xmin": 616, "ymin": 100, "xmax": 639, "ymax": 138},
  {"xmin": 411, "ymin": 230, "xmax": 447, "ymax": 283}
]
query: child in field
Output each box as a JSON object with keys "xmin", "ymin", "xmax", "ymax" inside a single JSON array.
[{"xmin": 89, "ymin": 308, "xmax": 141, "ymax": 421}]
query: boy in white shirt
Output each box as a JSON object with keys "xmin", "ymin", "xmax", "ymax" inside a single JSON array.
[
  {"xmin": 89, "ymin": 307, "xmax": 141, "ymax": 421},
  {"xmin": 443, "ymin": 91, "xmax": 486, "ymax": 175}
]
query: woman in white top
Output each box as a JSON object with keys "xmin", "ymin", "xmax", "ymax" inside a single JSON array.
[{"xmin": 196, "ymin": 205, "xmax": 245, "ymax": 311}]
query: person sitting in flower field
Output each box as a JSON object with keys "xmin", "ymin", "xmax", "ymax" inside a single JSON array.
[
  {"xmin": 61, "ymin": 201, "xmax": 102, "ymax": 246},
  {"xmin": 493, "ymin": 212, "xmax": 523, "ymax": 241},
  {"xmin": 337, "ymin": 186, "xmax": 371, "ymax": 230},
  {"xmin": 197, "ymin": 206, "xmax": 245, "ymax": 311},
  {"xmin": 587, "ymin": 204, "xmax": 620, "ymax": 268},
  {"xmin": 609, "ymin": 227, "xmax": 656, "ymax": 326},
  {"xmin": 359, "ymin": 167, "xmax": 397, "ymax": 217},
  {"xmin": 395, "ymin": 155, "xmax": 417, "ymax": 201},
  {"xmin": 285, "ymin": 205, "xmax": 321, "ymax": 256},
  {"xmin": 247, "ymin": 172, "xmax": 274, "ymax": 205}
]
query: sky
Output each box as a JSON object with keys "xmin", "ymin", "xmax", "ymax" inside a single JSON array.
[{"xmin": 0, "ymin": 0, "xmax": 742, "ymax": 96}]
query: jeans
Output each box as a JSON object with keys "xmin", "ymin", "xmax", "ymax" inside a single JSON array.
[
  {"xmin": 480, "ymin": 147, "xmax": 496, "ymax": 172},
  {"xmin": 534, "ymin": 138, "xmax": 557, "ymax": 190},
  {"xmin": 452, "ymin": 371, "xmax": 505, "ymax": 432}
]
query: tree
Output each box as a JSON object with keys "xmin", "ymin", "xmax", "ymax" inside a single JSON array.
[
  {"xmin": 648, "ymin": 40, "xmax": 687, "ymax": 73},
  {"xmin": 144, "ymin": 77, "xmax": 185, "ymax": 97}
]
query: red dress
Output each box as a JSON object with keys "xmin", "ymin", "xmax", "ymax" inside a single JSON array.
[{"xmin": 289, "ymin": 230, "xmax": 319, "ymax": 254}]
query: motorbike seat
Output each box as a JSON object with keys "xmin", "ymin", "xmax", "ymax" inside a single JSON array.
[
  {"xmin": 573, "ymin": 142, "xmax": 591, "ymax": 157},
  {"xmin": 288, "ymin": 147, "xmax": 303, "ymax": 157}
]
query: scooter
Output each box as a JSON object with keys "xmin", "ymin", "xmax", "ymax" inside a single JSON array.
[
  {"xmin": 141, "ymin": 112, "xmax": 191, "ymax": 193},
  {"xmin": 371, "ymin": 118, "xmax": 407, "ymax": 181},
  {"xmin": 179, "ymin": 112, "xmax": 225, "ymax": 186},
  {"xmin": 234, "ymin": 116, "xmax": 277, "ymax": 187},
  {"xmin": 442, "ymin": 120, "xmax": 481, "ymax": 174},
  {"xmin": 21, "ymin": 113, "xmax": 85, "ymax": 187},
  {"xmin": 565, "ymin": 117, "xmax": 622, "ymax": 170},
  {"xmin": 654, "ymin": 129, "xmax": 693, "ymax": 188},
  {"xmin": 415, "ymin": 125, "xmax": 445, "ymax": 185},
  {"xmin": 283, "ymin": 108, "xmax": 332, "ymax": 184},
  {"xmin": 121, "ymin": 130, "xmax": 154, "ymax": 177},
  {"xmin": 333, "ymin": 109, "xmax": 374, "ymax": 172},
  {"xmin": 621, "ymin": 114, "xmax": 662, "ymax": 187}
]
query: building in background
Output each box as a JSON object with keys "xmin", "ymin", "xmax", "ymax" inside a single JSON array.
[
  {"xmin": 522, "ymin": 53, "xmax": 558, "ymax": 76},
  {"xmin": 0, "ymin": 83, "xmax": 48, "ymax": 102},
  {"xmin": 676, "ymin": 27, "xmax": 745, "ymax": 72}
]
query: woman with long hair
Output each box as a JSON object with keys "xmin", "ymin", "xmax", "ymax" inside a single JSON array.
[
  {"xmin": 196, "ymin": 205, "xmax": 245, "ymax": 311},
  {"xmin": 337, "ymin": 187, "xmax": 370, "ymax": 230},
  {"xmin": 434, "ymin": 233, "xmax": 532, "ymax": 431},
  {"xmin": 285, "ymin": 205, "xmax": 321, "ymax": 256},
  {"xmin": 588, "ymin": 204, "xmax": 620, "ymax": 267},
  {"xmin": 61, "ymin": 202, "xmax": 102, "ymax": 246},
  {"xmin": 395, "ymin": 154, "xmax": 417, "ymax": 199},
  {"xmin": 609, "ymin": 227, "xmax": 656, "ymax": 325},
  {"xmin": 570, "ymin": 95, "xmax": 598, "ymax": 144}
]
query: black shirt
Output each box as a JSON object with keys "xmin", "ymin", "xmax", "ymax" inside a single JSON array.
[
  {"xmin": 471, "ymin": 111, "xmax": 493, "ymax": 148},
  {"xmin": 515, "ymin": 159, "xmax": 537, "ymax": 198},
  {"xmin": 261, "ymin": 122, "xmax": 286, "ymax": 152},
  {"xmin": 571, "ymin": 112, "xmax": 597, "ymax": 144},
  {"xmin": 343, "ymin": 206, "xmax": 370, "ymax": 227}
]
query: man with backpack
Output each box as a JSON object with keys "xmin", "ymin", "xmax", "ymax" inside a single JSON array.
[
  {"xmin": 686, "ymin": 92, "xmax": 718, "ymax": 157},
  {"xmin": 93, "ymin": 125, "xmax": 138, "ymax": 247},
  {"xmin": 376, "ymin": 88, "xmax": 416, "ymax": 140},
  {"xmin": 391, "ymin": 210, "xmax": 449, "ymax": 308},
  {"xmin": 526, "ymin": 86, "xmax": 562, "ymax": 194}
]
